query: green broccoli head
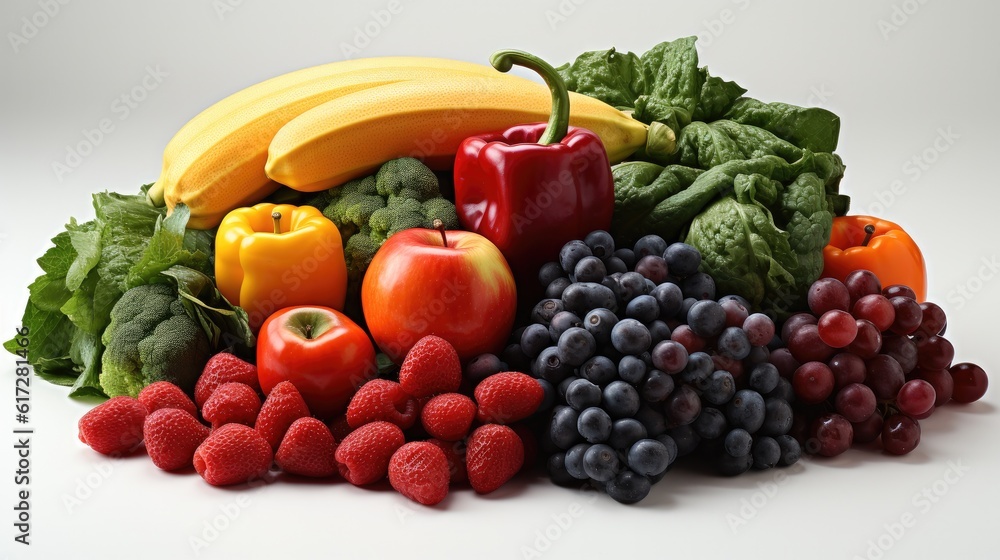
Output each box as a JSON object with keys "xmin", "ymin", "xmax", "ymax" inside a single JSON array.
[
  {"xmin": 375, "ymin": 157, "xmax": 441, "ymax": 201},
  {"xmin": 369, "ymin": 196, "xmax": 427, "ymax": 242},
  {"xmin": 100, "ymin": 283, "xmax": 212, "ymax": 397},
  {"xmin": 344, "ymin": 230, "xmax": 381, "ymax": 282},
  {"xmin": 421, "ymin": 197, "xmax": 460, "ymax": 229}
]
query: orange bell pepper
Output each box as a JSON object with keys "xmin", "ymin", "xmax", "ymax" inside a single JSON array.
[
  {"xmin": 822, "ymin": 216, "xmax": 927, "ymax": 301},
  {"xmin": 216, "ymin": 203, "xmax": 347, "ymax": 330}
]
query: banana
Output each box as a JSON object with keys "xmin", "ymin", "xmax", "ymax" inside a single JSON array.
[
  {"xmin": 149, "ymin": 58, "xmax": 505, "ymax": 229},
  {"xmin": 265, "ymin": 76, "xmax": 658, "ymax": 193}
]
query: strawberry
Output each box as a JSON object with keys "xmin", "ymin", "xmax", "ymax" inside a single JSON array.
[
  {"xmin": 474, "ymin": 372, "xmax": 544, "ymax": 424},
  {"xmin": 201, "ymin": 382, "xmax": 262, "ymax": 429},
  {"xmin": 137, "ymin": 381, "xmax": 198, "ymax": 417},
  {"xmin": 78, "ymin": 396, "xmax": 146, "ymax": 456},
  {"xmin": 466, "ymin": 424, "xmax": 524, "ymax": 494},
  {"xmin": 420, "ymin": 393, "xmax": 476, "ymax": 441},
  {"xmin": 143, "ymin": 408, "xmax": 210, "ymax": 471},
  {"xmin": 193, "ymin": 424, "xmax": 272, "ymax": 487},
  {"xmin": 398, "ymin": 335, "xmax": 462, "ymax": 398},
  {"xmin": 426, "ymin": 438, "xmax": 468, "ymax": 485},
  {"xmin": 275, "ymin": 418, "xmax": 339, "ymax": 478},
  {"xmin": 255, "ymin": 381, "xmax": 311, "ymax": 451},
  {"xmin": 346, "ymin": 379, "xmax": 418, "ymax": 430},
  {"xmin": 389, "ymin": 442, "xmax": 450, "ymax": 506},
  {"xmin": 334, "ymin": 421, "xmax": 405, "ymax": 485},
  {"xmin": 194, "ymin": 352, "xmax": 260, "ymax": 407}
]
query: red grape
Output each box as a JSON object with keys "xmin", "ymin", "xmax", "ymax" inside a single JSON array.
[
  {"xmin": 915, "ymin": 335, "xmax": 955, "ymax": 370},
  {"xmin": 881, "ymin": 334, "xmax": 918, "ymax": 374},
  {"xmin": 882, "ymin": 414, "xmax": 920, "ymax": 455},
  {"xmin": 712, "ymin": 354, "xmax": 744, "ymax": 379},
  {"xmin": 670, "ymin": 324, "xmax": 706, "ymax": 354},
  {"xmin": 651, "ymin": 340, "xmax": 688, "ymax": 374},
  {"xmin": 811, "ymin": 413, "xmax": 854, "ymax": 457},
  {"xmin": 847, "ymin": 319, "xmax": 882, "ymax": 359},
  {"xmin": 896, "ymin": 379, "xmax": 936, "ymax": 417},
  {"xmin": 882, "ymin": 284, "xmax": 917, "ymax": 300},
  {"xmin": 817, "ymin": 310, "xmax": 858, "ymax": 348},
  {"xmin": 888, "ymin": 296, "xmax": 922, "ymax": 335},
  {"xmin": 769, "ymin": 348, "xmax": 801, "ymax": 380},
  {"xmin": 852, "ymin": 413, "xmax": 884, "ymax": 444},
  {"xmin": 949, "ymin": 362, "xmax": 988, "ymax": 403},
  {"xmin": 788, "ymin": 324, "xmax": 835, "ymax": 363},
  {"xmin": 808, "ymin": 278, "xmax": 851, "ymax": 315},
  {"xmin": 721, "ymin": 299, "xmax": 749, "ymax": 328},
  {"xmin": 829, "ymin": 352, "xmax": 867, "ymax": 389},
  {"xmin": 865, "ymin": 355, "xmax": 905, "ymax": 400},
  {"xmin": 781, "ymin": 313, "xmax": 818, "ymax": 343},
  {"xmin": 917, "ymin": 302, "xmax": 947, "ymax": 336},
  {"xmin": 852, "ymin": 294, "xmax": 895, "ymax": 332},
  {"xmin": 793, "ymin": 362, "xmax": 835, "ymax": 404},
  {"xmin": 835, "ymin": 383, "xmax": 877, "ymax": 423},
  {"xmin": 845, "ymin": 270, "xmax": 882, "ymax": 306},
  {"xmin": 743, "ymin": 313, "xmax": 775, "ymax": 347},
  {"xmin": 915, "ymin": 368, "xmax": 954, "ymax": 406},
  {"xmin": 635, "ymin": 255, "xmax": 669, "ymax": 284}
]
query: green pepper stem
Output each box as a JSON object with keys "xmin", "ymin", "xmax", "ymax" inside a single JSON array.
[
  {"xmin": 861, "ymin": 224, "xmax": 876, "ymax": 247},
  {"xmin": 272, "ymin": 211, "xmax": 282, "ymax": 235},
  {"xmin": 490, "ymin": 49, "xmax": 569, "ymax": 145}
]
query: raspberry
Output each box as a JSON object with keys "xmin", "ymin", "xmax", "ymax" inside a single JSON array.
[
  {"xmin": 143, "ymin": 408, "xmax": 210, "ymax": 471},
  {"xmin": 194, "ymin": 352, "xmax": 260, "ymax": 407},
  {"xmin": 426, "ymin": 438, "xmax": 468, "ymax": 485},
  {"xmin": 334, "ymin": 421, "xmax": 405, "ymax": 485},
  {"xmin": 327, "ymin": 415, "xmax": 353, "ymax": 442},
  {"xmin": 346, "ymin": 379, "xmax": 418, "ymax": 430},
  {"xmin": 275, "ymin": 418, "xmax": 339, "ymax": 478},
  {"xmin": 202, "ymin": 382, "xmax": 262, "ymax": 429},
  {"xmin": 193, "ymin": 424, "xmax": 273, "ymax": 487},
  {"xmin": 78, "ymin": 396, "xmax": 146, "ymax": 456},
  {"xmin": 389, "ymin": 442, "xmax": 450, "ymax": 506},
  {"xmin": 137, "ymin": 381, "xmax": 198, "ymax": 417},
  {"xmin": 255, "ymin": 381, "xmax": 311, "ymax": 451},
  {"xmin": 398, "ymin": 335, "xmax": 462, "ymax": 398},
  {"xmin": 420, "ymin": 393, "xmax": 476, "ymax": 441},
  {"xmin": 466, "ymin": 424, "xmax": 524, "ymax": 494},
  {"xmin": 474, "ymin": 372, "xmax": 544, "ymax": 424}
]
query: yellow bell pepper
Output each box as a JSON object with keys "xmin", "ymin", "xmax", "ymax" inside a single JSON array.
[{"xmin": 216, "ymin": 203, "xmax": 347, "ymax": 330}]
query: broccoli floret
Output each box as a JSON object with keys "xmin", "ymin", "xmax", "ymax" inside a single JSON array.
[
  {"xmin": 375, "ymin": 157, "xmax": 441, "ymax": 201},
  {"xmin": 344, "ymin": 232, "xmax": 381, "ymax": 282},
  {"xmin": 421, "ymin": 197, "xmax": 460, "ymax": 229},
  {"xmin": 369, "ymin": 196, "xmax": 427, "ymax": 242},
  {"xmin": 99, "ymin": 283, "xmax": 211, "ymax": 397}
]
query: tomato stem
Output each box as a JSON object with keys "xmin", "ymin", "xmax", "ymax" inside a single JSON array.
[
  {"xmin": 433, "ymin": 219, "xmax": 448, "ymax": 247},
  {"xmin": 861, "ymin": 224, "xmax": 876, "ymax": 247},
  {"xmin": 272, "ymin": 211, "xmax": 282, "ymax": 235},
  {"xmin": 304, "ymin": 323, "xmax": 313, "ymax": 340}
]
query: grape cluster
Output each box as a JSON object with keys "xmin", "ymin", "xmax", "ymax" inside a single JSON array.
[
  {"xmin": 506, "ymin": 231, "xmax": 800, "ymax": 504},
  {"xmin": 785, "ymin": 271, "xmax": 989, "ymax": 457}
]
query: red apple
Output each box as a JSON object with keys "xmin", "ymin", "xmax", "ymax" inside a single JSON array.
[
  {"xmin": 362, "ymin": 223, "xmax": 517, "ymax": 363},
  {"xmin": 257, "ymin": 306, "xmax": 376, "ymax": 419}
]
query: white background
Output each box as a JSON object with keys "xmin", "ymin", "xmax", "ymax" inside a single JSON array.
[{"xmin": 2, "ymin": 1, "xmax": 999, "ymax": 559}]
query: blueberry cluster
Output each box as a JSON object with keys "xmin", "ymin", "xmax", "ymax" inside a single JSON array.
[{"xmin": 505, "ymin": 231, "xmax": 802, "ymax": 504}]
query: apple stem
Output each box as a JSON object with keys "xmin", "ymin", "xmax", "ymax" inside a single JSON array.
[
  {"xmin": 272, "ymin": 211, "xmax": 282, "ymax": 235},
  {"xmin": 304, "ymin": 323, "xmax": 312, "ymax": 340},
  {"xmin": 861, "ymin": 224, "xmax": 876, "ymax": 247},
  {"xmin": 433, "ymin": 219, "xmax": 448, "ymax": 247}
]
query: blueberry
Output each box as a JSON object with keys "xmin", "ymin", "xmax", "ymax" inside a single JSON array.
[
  {"xmin": 641, "ymin": 369, "xmax": 674, "ymax": 403},
  {"xmin": 617, "ymin": 272, "xmax": 649, "ymax": 303},
  {"xmin": 545, "ymin": 277, "xmax": 572, "ymax": 299},
  {"xmin": 578, "ymin": 407, "xmax": 613, "ymax": 443},
  {"xmin": 746, "ymin": 345, "xmax": 771, "ymax": 366},
  {"xmin": 718, "ymin": 450, "xmax": 754, "ymax": 476},
  {"xmin": 608, "ymin": 418, "xmax": 647, "ymax": 451},
  {"xmin": 530, "ymin": 298, "xmax": 564, "ymax": 326},
  {"xmin": 610, "ymin": 319, "xmax": 651, "ymax": 355},
  {"xmin": 634, "ymin": 405, "xmax": 667, "ymax": 438},
  {"xmin": 634, "ymin": 234, "xmax": 668, "ymax": 260},
  {"xmin": 767, "ymin": 377, "xmax": 795, "ymax": 402},
  {"xmin": 748, "ymin": 363, "xmax": 780, "ymax": 394},
  {"xmin": 584, "ymin": 308, "xmax": 618, "ymax": 346},
  {"xmin": 501, "ymin": 343, "xmax": 530, "ymax": 373},
  {"xmin": 564, "ymin": 443, "xmax": 590, "ymax": 480},
  {"xmin": 549, "ymin": 406, "xmax": 582, "ymax": 449},
  {"xmin": 579, "ymin": 355, "xmax": 617, "ymax": 385},
  {"xmin": 693, "ymin": 407, "xmax": 727, "ymax": 439},
  {"xmin": 464, "ymin": 353, "xmax": 502, "ymax": 383},
  {"xmin": 717, "ymin": 326, "xmax": 751, "ymax": 360},
  {"xmin": 605, "ymin": 257, "xmax": 628, "ymax": 274},
  {"xmin": 628, "ymin": 439, "xmax": 670, "ymax": 476},
  {"xmin": 547, "ymin": 452, "xmax": 578, "ymax": 487},
  {"xmin": 776, "ymin": 434, "xmax": 802, "ymax": 466},
  {"xmin": 679, "ymin": 351, "xmax": 714, "ymax": 386},
  {"xmin": 682, "ymin": 272, "xmax": 716, "ymax": 300},
  {"xmin": 617, "ymin": 355, "xmax": 647, "ymax": 384},
  {"xmin": 538, "ymin": 262, "xmax": 564, "ymax": 288},
  {"xmin": 557, "ymin": 376, "xmax": 577, "ymax": 400},
  {"xmin": 725, "ymin": 389, "xmax": 766, "ymax": 433},
  {"xmin": 602, "ymin": 380, "xmax": 641, "ymax": 419},
  {"xmin": 557, "ymin": 327, "xmax": 596, "ymax": 367},
  {"xmin": 679, "ymin": 297, "xmax": 699, "ymax": 320},
  {"xmin": 559, "ymin": 240, "xmax": 593, "ymax": 275},
  {"xmin": 724, "ymin": 428, "xmax": 753, "ymax": 457},
  {"xmin": 520, "ymin": 324, "xmax": 551, "ymax": 358},
  {"xmin": 565, "ymin": 378, "xmax": 602, "ymax": 411},
  {"xmin": 625, "ymin": 294, "xmax": 659, "ymax": 324},
  {"xmin": 584, "ymin": 230, "xmax": 615, "ymax": 260},
  {"xmin": 606, "ymin": 469, "xmax": 652, "ymax": 504},
  {"xmin": 663, "ymin": 242, "xmax": 701, "ymax": 277},
  {"xmin": 667, "ymin": 425, "xmax": 701, "ymax": 457},
  {"xmin": 548, "ymin": 310, "xmax": 583, "ymax": 342},
  {"xmin": 718, "ymin": 294, "xmax": 751, "ymax": 309},
  {"xmin": 647, "ymin": 320, "xmax": 671, "ymax": 345},
  {"xmin": 650, "ymin": 282, "xmax": 683, "ymax": 319},
  {"xmin": 655, "ymin": 434, "xmax": 678, "ymax": 466},
  {"xmin": 687, "ymin": 300, "xmax": 726, "ymax": 338},
  {"xmin": 752, "ymin": 436, "xmax": 781, "ymax": 470},
  {"xmin": 583, "ymin": 444, "xmax": 621, "ymax": 482},
  {"xmin": 573, "ymin": 256, "xmax": 607, "ymax": 283},
  {"xmin": 613, "ymin": 248, "xmax": 636, "ymax": 269},
  {"xmin": 562, "ymin": 282, "xmax": 618, "ymax": 315},
  {"xmin": 701, "ymin": 370, "xmax": 736, "ymax": 406},
  {"xmin": 760, "ymin": 398, "xmax": 793, "ymax": 436},
  {"xmin": 536, "ymin": 378, "xmax": 556, "ymax": 411},
  {"xmin": 532, "ymin": 346, "xmax": 572, "ymax": 384}
]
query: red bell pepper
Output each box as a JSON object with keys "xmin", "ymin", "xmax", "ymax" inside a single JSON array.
[{"xmin": 453, "ymin": 49, "xmax": 615, "ymax": 284}]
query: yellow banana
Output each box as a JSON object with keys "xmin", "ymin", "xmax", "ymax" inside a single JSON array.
[
  {"xmin": 265, "ymin": 76, "xmax": 658, "ymax": 192},
  {"xmin": 150, "ymin": 58, "xmax": 505, "ymax": 229}
]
